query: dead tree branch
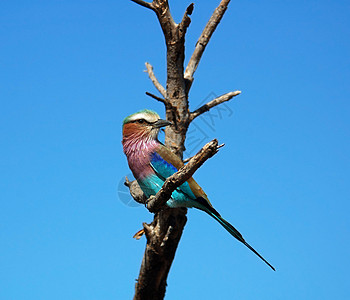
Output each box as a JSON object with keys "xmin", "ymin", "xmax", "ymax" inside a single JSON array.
[
  {"xmin": 129, "ymin": 1, "xmax": 236, "ymax": 299},
  {"xmin": 145, "ymin": 91, "xmax": 167, "ymax": 104},
  {"xmin": 133, "ymin": 208, "xmax": 187, "ymax": 300},
  {"xmin": 183, "ymin": 143, "xmax": 224, "ymax": 163},
  {"xmin": 184, "ymin": 0, "xmax": 231, "ymax": 89},
  {"xmin": 145, "ymin": 62, "xmax": 166, "ymax": 98},
  {"xmin": 190, "ymin": 90, "xmax": 241, "ymax": 122},
  {"xmin": 131, "ymin": 2, "xmax": 192, "ymax": 300},
  {"xmin": 130, "ymin": 0, "xmax": 154, "ymax": 10},
  {"xmin": 178, "ymin": 3, "xmax": 194, "ymax": 39}
]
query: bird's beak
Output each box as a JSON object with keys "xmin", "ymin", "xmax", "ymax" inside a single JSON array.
[{"xmin": 152, "ymin": 119, "xmax": 172, "ymax": 128}]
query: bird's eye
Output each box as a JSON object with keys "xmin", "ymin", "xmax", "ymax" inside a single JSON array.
[{"xmin": 137, "ymin": 119, "xmax": 145, "ymax": 124}]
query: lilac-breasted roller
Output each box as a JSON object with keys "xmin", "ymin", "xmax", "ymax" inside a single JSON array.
[{"xmin": 122, "ymin": 109, "xmax": 275, "ymax": 271}]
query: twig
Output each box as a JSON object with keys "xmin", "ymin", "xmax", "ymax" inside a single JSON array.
[
  {"xmin": 182, "ymin": 142, "xmax": 224, "ymax": 163},
  {"xmin": 184, "ymin": 0, "xmax": 231, "ymax": 89},
  {"xmin": 145, "ymin": 62, "xmax": 166, "ymax": 97},
  {"xmin": 146, "ymin": 139, "xmax": 220, "ymax": 212},
  {"xmin": 217, "ymin": 143, "xmax": 225, "ymax": 149},
  {"xmin": 190, "ymin": 91, "xmax": 241, "ymax": 122},
  {"xmin": 130, "ymin": 0, "xmax": 154, "ymax": 10},
  {"xmin": 182, "ymin": 157, "xmax": 191, "ymax": 164},
  {"xmin": 145, "ymin": 92, "xmax": 166, "ymax": 104}
]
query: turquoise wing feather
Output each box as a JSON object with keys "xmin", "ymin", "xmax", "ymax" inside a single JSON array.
[{"xmin": 146, "ymin": 151, "xmax": 197, "ymax": 208}]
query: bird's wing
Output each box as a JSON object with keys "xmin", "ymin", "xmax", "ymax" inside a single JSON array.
[
  {"xmin": 151, "ymin": 144, "xmax": 214, "ymax": 207},
  {"xmin": 149, "ymin": 148, "xmax": 194, "ymax": 199}
]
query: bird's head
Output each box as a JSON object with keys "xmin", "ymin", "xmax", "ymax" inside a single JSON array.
[{"xmin": 122, "ymin": 109, "xmax": 172, "ymax": 142}]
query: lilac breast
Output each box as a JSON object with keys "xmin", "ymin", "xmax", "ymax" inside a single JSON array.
[{"xmin": 123, "ymin": 137, "xmax": 159, "ymax": 180}]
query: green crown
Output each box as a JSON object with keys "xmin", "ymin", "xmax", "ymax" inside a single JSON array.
[{"xmin": 123, "ymin": 109, "xmax": 160, "ymax": 125}]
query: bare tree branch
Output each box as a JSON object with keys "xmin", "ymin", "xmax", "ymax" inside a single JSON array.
[
  {"xmin": 130, "ymin": 0, "xmax": 155, "ymax": 10},
  {"xmin": 132, "ymin": 2, "xmax": 190, "ymax": 299},
  {"xmin": 145, "ymin": 62, "xmax": 166, "ymax": 97},
  {"xmin": 133, "ymin": 208, "xmax": 187, "ymax": 300},
  {"xmin": 151, "ymin": 0, "xmax": 177, "ymax": 41},
  {"xmin": 178, "ymin": 3, "xmax": 194, "ymax": 39},
  {"xmin": 184, "ymin": 0, "xmax": 231, "ymax": 89},
  {"xmin": 146, "ymin": 139, "xmax": 220, "ymax": 212},
  {"xmin": 183, "ymin": 143, "xmax": 224, "ymax": 164},
  {"xmin": 128, "ymin": 1, "xmax": 235, "ymax": 299},
  {"xmin": 145, "ymin": 91, "xmax": 166, "ymax": 104},
  {"xmin": 190, "ymin": 90, "xmax": 241, "ymax": 122}
]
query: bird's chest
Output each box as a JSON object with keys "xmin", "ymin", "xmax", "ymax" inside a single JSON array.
[
  {"xmin": 124, "ymin": 139, "xmax": 159, "ymax": 180},
  {"xmin": 127, "ymin": 151, "xmax": 153, "ymax": 179}
]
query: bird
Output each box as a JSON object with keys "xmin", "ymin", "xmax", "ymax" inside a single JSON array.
[{"xmin": 122, "ymin": 109, "xmax": 275, "ymax": 271}]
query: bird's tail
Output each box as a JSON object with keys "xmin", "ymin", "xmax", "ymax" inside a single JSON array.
[{"xmin": 194, "ymin": 197, "xmax": 275, "ymax": 271}]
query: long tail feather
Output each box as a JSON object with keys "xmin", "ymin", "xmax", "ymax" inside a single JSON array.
[
  {"xmin": 212, "ymin": 213, "xmax": 275, "ymax": 271},
  {"xmin": 194, "ymin": 197, "xmax": 275, "ymax": 271}
]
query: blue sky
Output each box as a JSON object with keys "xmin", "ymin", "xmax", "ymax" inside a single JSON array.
[{"xmin": 1, "ymin": 0, "xmax": 349, "ymax": 299}]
